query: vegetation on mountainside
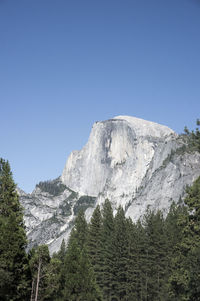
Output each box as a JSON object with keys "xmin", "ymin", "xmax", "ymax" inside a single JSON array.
[
  {"xmin": 36, "ymin": 178, "xmax": 67, "ymax": 196},
  {"xmin": 73, "ymin": 195, "xmax": 96, "ymax": 215},
  {"xmin": 184, "ymin": 119, "xmax": 200, "ymax": 152},
  {"xmin": 160, "ymin": 119, "xmax": 200, "ymax": 169}
]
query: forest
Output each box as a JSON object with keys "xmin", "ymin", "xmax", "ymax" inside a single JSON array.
[{"xmin": 0, "ymin": 121, "xmax": 200, "ymax": 301}]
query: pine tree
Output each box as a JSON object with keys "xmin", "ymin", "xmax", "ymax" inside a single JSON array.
[
  {"xmin": 164, "ymin": 201, "xmax": 187, "ymax": 300},
  {"xmin": 42, "ymin": 256, "xmax": 62, "ymax": 301},
  {"xmin": 169, "ymin": 177, "xmax": 200, "ymax": 301},
  {"xmin": 61, "ymin": 209, "xmax": 102, "ymax": 300},
  {"xmin": 29, "ymin": 245, "xmax": 50, "ymax": 301},
  {"xmin": 0, "ymin": 158, "xmax": 31, "ymax": 300},
  {"xmin": 50, "ymin": 239, "xmax": 67, "ymax": 299},
  {"xmin": 87, "ymin": 205, "xmax": 103, "ymax": 287},
  {"xmin": 63, "ymin": 239, "xmax": 102, "ymax": 301},
  {"xmin": 112, "ymin": 206, "xmax": 129, "ymax": 300},
  {"xmin": 126, "ymin": 218, "xmax": 145, "ymax": 301},
  {"xmin": 70, "ymin": 209, "xmax": 88, "ymax": 250},
  {"xmin": 135, "ymin": 220, "xmax": 149, "ymax": 301},
  {"xmin": 100, "ymin": 199, "xmax": 115, "ymax": 300},
  {"xmin": 56, "ymin": 239, "xmax": 66, "ymax": 263},
  {"xmin": 142, "ymin": 209, "xmax": 168, "ymax": 301}
]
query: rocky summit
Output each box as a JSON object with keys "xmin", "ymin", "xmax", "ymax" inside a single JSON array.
[{"xmin": 19, "ymin": 116, "xmax": 200, "ymax": 253}]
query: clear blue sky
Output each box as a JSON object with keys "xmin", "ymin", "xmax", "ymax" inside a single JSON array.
[{"xmin": 0, "ymin": 0, "xmax": 200, "ymax": 192}]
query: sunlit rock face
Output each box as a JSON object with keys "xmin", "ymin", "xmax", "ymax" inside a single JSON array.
[{"xmin": 61, "ymin": 116, "xmax": 178, "ymax": 209}]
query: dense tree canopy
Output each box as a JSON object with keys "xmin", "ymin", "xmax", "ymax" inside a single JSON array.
[
  {"xmin": 169, "ymin": 177, "xmax": 200, "ymax": 301},
  {"xmin": 0, "ymin": 158, "xmax": 31, "ymax": 300}
]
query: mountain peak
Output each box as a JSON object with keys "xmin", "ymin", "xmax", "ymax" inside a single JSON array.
[
  {"xmin": 113, "ymin": 115, "xmax": 175, "ymax": 138},
  {"xmin": 61, "ymin": 116, "xmax": 177, "ymax": 198}
]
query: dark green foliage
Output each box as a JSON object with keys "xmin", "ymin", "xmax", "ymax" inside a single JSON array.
[
  {"xmin": 99, "ymin": 199, "xmax": 115, "ymax": 300},
  {"xmin": 62, "ymin": 241, "xmax": 102, "ymax": 301},
  {"xmin": 36, "ymin": 178, "xmax": 67, "ymax": 196},
  {"xmin": 87, "ymin": 205, "xmax": 103, "ymax": 287},
  {"xmin": 169, "ymin": 176, "xmax": 200, "ymax": 301},
  {"xmin": 143, "ymin": 210, "xmax": 168, "ymax": 301},
  {"xmin": 29, "ymin": 245, "xmax": 51, "ymax": 301},
  {"xmin": 184, "ymin": 119, "xmax": 200, "ymax": 152},
  {"xmin": 112, "ymin": 206, "xmax": 130, "ymax": 300},
  {"xmin": 0, "ymin": 158, "xmax": 31, "ymax": 301},
  {"xmin": 73, "ymin": 195, "xmax": 96, "ymax": 215},
  {"xmin": 60, "ymin": 210, "xmax": 102, "ymax": 300},
  {"xmin": 59, "ymin": 199, "xmax": 72, "ymax": 217},
  {"xmin": 45, "ymin": 257, "xmax": 62, "ymax": 300},
  {"xmin": 128, "ymin": 220, "xmax": 147, "ymax": 301},
  {"xmin": 56, "ymin": 239, "xmax": 66, "ymax": 263},
  {"xmin": 69, "ymin": 209, "xmax": 88, "ymax": 250}
]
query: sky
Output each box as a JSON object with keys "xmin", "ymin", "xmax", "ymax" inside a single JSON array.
[{"xmin": 0, "ymin": 0, "xmax": 200, "ymax": 192}]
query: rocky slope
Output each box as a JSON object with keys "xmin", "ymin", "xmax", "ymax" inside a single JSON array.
[
  {"xmin": 19, "ymin": 179, "xmax": 96, "ymax": 254},
  {"xmin": 19, "ymin": 116, "xmax": 200, "ymax": 253}
]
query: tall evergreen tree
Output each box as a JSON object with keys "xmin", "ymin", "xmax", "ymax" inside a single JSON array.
[
  {"xmin": 142, "ymin": 209, "xmax": 168, "ymax": 301},
  {"xmin": 100, "ymin": 199, "xmax": 115, "ymax": 300},
  {"xmin": 69, "ymin": 209, "xmax": 88, "ymax": 250},
  {"xmin": 87, "ymin": 205, "xmax": 103, "ymax": 287},
  {"xmin": 0, "ymin": 158, "xmax": 31, "ymax": 300},
  {"xmin": 29, "ymin": 245, "xmax": 50, "ymax": 301},
  {"xmin": 63, "ymin": 239, "xmax": 102, "ymax": 301},
  {"xmin": 169, "ymin": 177, "xmax": 200, "ymax": 301},
  {"xmin": 112, "ymin": 206, "xmax": 129, "ymax": 300},
  {"xmin": 164, "ymin": 201, "xmax": 187, "ymax": 299},
  {"xmin": 55, "ymin": 239, "xmax": 66, "ymax": 263},
  {"xmin": 61, "ymin": 210, "xmax": 102, "ymax": 300},
  {"xmin": 42, "ymin": 256, "xmax": 62, "ymax": 301},
  {"xmin": 126, "ymin": 218, "xmax": 146, "ymax": 301}
]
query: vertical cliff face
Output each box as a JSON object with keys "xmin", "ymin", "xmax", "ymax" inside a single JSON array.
[{"xmin": 61, "ymin": 116, "xmax": 178, "ymax": 209}]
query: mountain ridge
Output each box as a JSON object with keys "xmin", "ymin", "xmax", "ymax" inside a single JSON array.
[{"xmin": 18, "ymin": 116, "xmax": 200, "ymax": 253}]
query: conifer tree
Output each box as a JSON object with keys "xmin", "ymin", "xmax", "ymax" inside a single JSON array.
[
  {"xmin": 126, "ymin": 218, "xmax": 146, "ymax": 300},
  {"xmin": 169, "ymin": 177, "xmax": 200, "ymax": 301},
  {"xmin": 29, "ymin": 244, "xmax": 50, "ymax": 301},
  {"xmin": 58, "ymin": 211, "xmax": 88, "ymax": 299},
  {"xmin": 87, "ymin": 205, "xmax": 103, "ymax": 287},
  {"xmin": 100, "ymin": 199, "xmax": 115, "ymax": 300},
  {"xmin": 70, "ymin": 209, "xmax": 88, "ymax": 249},
  {"xmin": 0, "ymin": 158, "xmax": 31, "ymax": 300},
  {"xmin": 112, "ymin": 206, "xmax": 129, "ymax": 300},
  {"xmin": 43, "ymin": 256, "xmax": 62, "ymax": 300},
  {"xmin": 61, "ymin": 210, "xmax": 102, "ymax": 300},
  {"xmin": 56, "ymin": 239, "xmax": 66, "ymax": 263},
  {"xmin": 164, "ymin": 201, "xmax": 187, "ymax": 299},
  {"xmin": 51, "ymin": 239, "xmax": 67, "ymax": 298},
  {"xmin": 63, "ymin": 239, "xmax": 102, "ymax": 301},
  {"xmin": 142, "ymin": 209, "xmax": 168, "ymax": 301}
]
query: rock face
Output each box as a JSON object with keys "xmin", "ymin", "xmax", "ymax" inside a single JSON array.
[
  {"xmin": 61, "ymin": 116, "xmax": 175, "ymax": 199},
  {"xmin": 19, "ymin": 116, "xmax": 200, "ymax": 253},
  {"xmin": 19, "ymin": 179, "xmax": 96, "ymax": 254}
]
